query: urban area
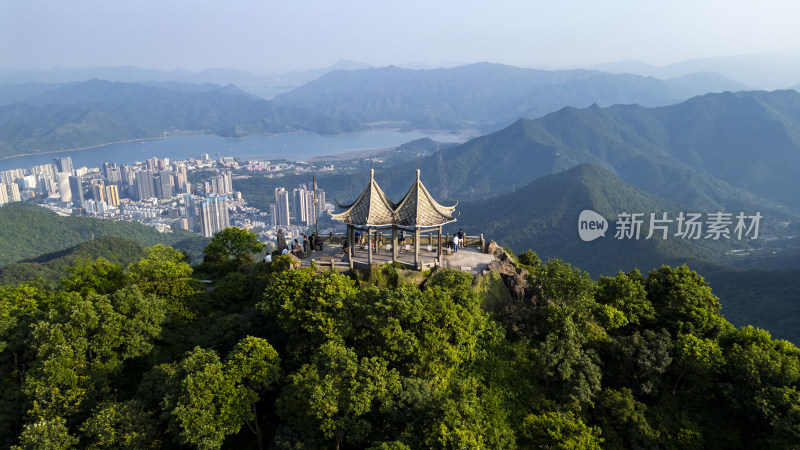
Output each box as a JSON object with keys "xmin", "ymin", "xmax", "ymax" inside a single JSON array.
[{"xmin": 0, "ymin": 154, "xmax": 332, "ymax": 249}]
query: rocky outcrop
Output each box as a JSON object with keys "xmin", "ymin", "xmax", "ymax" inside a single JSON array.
[{"xmin": 483, "ymin": 240, "xmax": 537, "ymax": 303}]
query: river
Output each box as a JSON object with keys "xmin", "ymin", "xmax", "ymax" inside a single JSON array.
[{"xmin": 0, "ymin": 129, "xmax": 472, "ymax": 172}]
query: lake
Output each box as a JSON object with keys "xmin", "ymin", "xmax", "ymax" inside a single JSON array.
[{"xmin": 0, "ymin": 129, "xmax": 472, "ymax": 172}]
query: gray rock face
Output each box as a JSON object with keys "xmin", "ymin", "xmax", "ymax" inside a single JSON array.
[{"xmin": 483, "ymin": 240, "xmax": 537, "ymax": 303}]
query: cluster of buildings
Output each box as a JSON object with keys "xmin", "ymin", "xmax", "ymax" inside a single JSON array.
[
  {"xmin": 272, "ymin": 184, "xmax": 327, "ymax": 227},
  {"xmin": 0, "ymin": 155, "xmax": 236, "ymax": 237},
  {"xmin": 1, "ymin": 153, "xmax": 335, "ymax": 246}
]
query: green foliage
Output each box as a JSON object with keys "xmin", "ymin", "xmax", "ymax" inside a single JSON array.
[
  {"xmin": 591, "ymin": 388, "xmax": 658, "ymax": 448},
  {"xmin": 128, "ymin": 244, "xmax": 203, "ymax": 322},
  {"xmin": 517, "ymin": 249, "xmax": 541, "ymax": 268},
  {"xmin": 2, "ymin": 239, "xmax": 800, "ymax": 448},
  {"xmin": 13, "ymin": 416, "xmax": 79, "ymax": 450},
  {"xmin": 203, "ymin": 226, "xmax": 265, "ymax": 266},
  {"xmin": 0, "ymin": 203, "xmax": 207, "ymax": 267},
  {"xmin": 59, "ymin": 256, "xmax": 127, "ymax": 296},
  {"xmin": 80, "ymin": 400, "xmax": 160, "ymax": 449},
  {"xmin": 165, "ymin": 337, "xmax": 280, "ymax": 449},
  {"xmin": 276, "ymin": 341, "xmax": 401, "ymax": 448},
  {"xmin": 595, "ymin": 269, "xmax": 654, "ymax": 327},
  {"xmin": 645, "ymin": 265, "xmax": 731, "ymax": 338},
  {"xmin": 520, "ymin": 410, "xmax": 603, "ymax": 449}
]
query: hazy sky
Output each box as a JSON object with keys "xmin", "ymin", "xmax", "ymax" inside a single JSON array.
[{"xmin": 3, "ymin": 0, "xmax": 799, "ymax": 73}]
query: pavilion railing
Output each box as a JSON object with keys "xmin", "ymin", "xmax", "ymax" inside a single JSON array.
[{"xmin": 313, "ymin": 231, "xmax": 485, "ymax": 252}]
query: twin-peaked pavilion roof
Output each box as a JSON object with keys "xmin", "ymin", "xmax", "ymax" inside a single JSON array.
[
  {"xmin": 332, "ymin": 169, "xmax": 396, "ymax": 226},
  {"xmin": 331, "ymin": 169, "xmax": 457, "ymax": 228},
  {"xmin": 393, "ymin": 169, "xmax": 457, "ymax": 227}
]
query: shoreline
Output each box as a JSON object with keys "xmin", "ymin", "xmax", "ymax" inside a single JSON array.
[{"xmin": 0, "ymin": 128, "xmax": 476, "ymax": 168}]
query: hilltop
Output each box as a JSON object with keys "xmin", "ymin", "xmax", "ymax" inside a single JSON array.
[{"xmin": 0, "ymin": 202, "xmax": 207, "ymax": 266}]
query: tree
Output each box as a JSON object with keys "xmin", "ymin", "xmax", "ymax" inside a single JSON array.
[
  {"xmin": 517, "ymin": 249, "xmax": 541, "ymax": 268},
  {"xmin": 80, "ymin": 400, "xmax": 160, "ymax": 449},
  {"xmin": 166, "ymin": 337, "xmax": 280, "ymax": 450},
  {"xmin": 258, "ymin": 268, "xmax": 359, "ymax": 358},
  {"xmin": 203, "ymin": 227, "xmax": 264, "ymax": 266},
  {"xmin": 128, "ymin": 245, "xmax": 203, "ymax": 322},
  {"xmin": 17, "ymin": 286, "xmax": 165, "ymax": 445},
  {"xmin": 591, "ymin": 388, "xmax": 657, "ymax": 448},
  {"xmin": 276, "ymin": 341, "xmax": 401, "ymax": 449},
  {"xmin": 59, "ymin": 257, "xmax": 127, "ymax": 297},
  {"xmin": 603, "ymin": 329, "xmax": 673, "ymax": 397},
  {"xmin": 519, "ymin": 411, "xmax": 603, "ymax": 449},
  {"xmin": 595, "ymin": 270, "xmax": 654, "ymax": 328},
  {"xmin": 645, "ymin": 265, "xmax": 731, "ymax": 338},
  {"xmin": 533, "ymin": 317, "xmax": 602, "ymax": 408}
]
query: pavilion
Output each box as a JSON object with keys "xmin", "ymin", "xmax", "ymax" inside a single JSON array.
[{"xmin": 331, "ymin": 168, "xmax": 457, "ymax": 269}]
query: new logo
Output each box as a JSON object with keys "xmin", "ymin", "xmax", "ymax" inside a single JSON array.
[{"xmin": 578, "ymin": 210, "xmax": 608, "ymax": 242}]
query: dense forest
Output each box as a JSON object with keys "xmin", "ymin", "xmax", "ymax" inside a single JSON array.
[{"xmin": 1, "ymin": 228, "xmax": 799, "ymax": 449}]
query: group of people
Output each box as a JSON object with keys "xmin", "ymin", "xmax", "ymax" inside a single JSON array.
[
  {"xmin": 271, "ymin": 229, "xmax": 323, "ymax": 260},
  {"xmin": 452, "ymin": 228, "xmax": 465, "ymax": 253}
]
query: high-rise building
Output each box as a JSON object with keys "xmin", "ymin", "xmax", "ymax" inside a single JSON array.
[
  {"xmin": 199, "ymin": 195, "xmax": 230, "ymax": 237},
  {"xmin": 220, "ymin": 168, "xmax": 233, "ymax": 194},
  {"xmin": 91, "ymin": 180, "xmax": 106, "ymax": 203},
  {"xmin": 155, "ymin": 169, "xmax": 173, "ymax": 199},
  {"xmin": 101, "ymin": 161, "xmax": 117, "ymax": 179},
  {"xmin": 173, "ymin": 163, "xmax": 188, "ymax": 190},
  {"xmin": 183, "ymin": 194, "xmax": 199, "ymax": 232},
  {"xmin": 135, "ymin": 170, "xmax": 156, "ymax": 201},
  {"xmin": 104, "ymin": 184, "xmax": 119, "ymax": 207},
  {"xmin": 274, "ymin": 187, "xmax": 290, "ymax": 226},
  {"xmin": 292, "ymin": 186, "xmax": 307, "ymax": 224},
  {"xmin": 57, "ymin": 173, "xmax": 72, "ymax": 202},
  {"xmin": 53, "ymin": 157, "xmax": 74, "ymax": 175},
  {"xmin": 0, "ymin": 184, "xmax": 9, "ymax": 204},
  {"xmin": 7, "ymin": 183, "xmax": 21, "ymax": 202},
  {"xmin": 69, "ymin": 175, "xmax": 85, "ymax": 208},
  {"xmin": 106, "ymin": 167, "xmax": 122, "ymax": 185}
]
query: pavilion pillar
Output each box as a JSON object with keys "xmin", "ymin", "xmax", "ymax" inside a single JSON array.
[
  {"xmin": 414, "ymin": 227, "xmax": 420, "ymax": 269},
  {"xmin": 437, "ymin": 225, "xmax": 442, "ymax": 266},
  {"xmin": 392, "ymin": 226, "xmax": 398, "ymax": 262},
  {"xmin": 347, "ymin": 225, "xmax": 353, "ymax": 269},
  {"xmin": 368, "ymin": 227, "xmax": 373, "ymax": 265}
]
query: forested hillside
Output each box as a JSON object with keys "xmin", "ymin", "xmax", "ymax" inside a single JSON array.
[
  {"xmin": 1, "ymin": 232, "xmax": 799, "ymax": 448},
  {"xmin": 0, "ymin": 203, "xmax": 208, "ymax": 266}
]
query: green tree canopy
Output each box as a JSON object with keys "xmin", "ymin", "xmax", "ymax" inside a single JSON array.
[{"xmin": 203, "ymin": 227, "xmax": 264, "ymax": 266}]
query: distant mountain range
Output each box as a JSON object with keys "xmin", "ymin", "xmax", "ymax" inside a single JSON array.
[
  {"xmin": 306, "ymin": 89, "xmax": 800, "ymax": 277},
  {"xmin": 272, "ymin": 62, "xmax": 748, "ymax": 129},
  {"xmin": 590, "ymin": 49, "xmax": 800, "ymax": 90},
  {"xmin": 333, "ymin": 90, "xmax": 800, "ymax": 216},
  {"xmin": 0, "ymin": 62, "xmax": 754, "ymax": 158},
  {"xmin": 0, "ymin": 79, "xmax": 359, "ymax": 158}
]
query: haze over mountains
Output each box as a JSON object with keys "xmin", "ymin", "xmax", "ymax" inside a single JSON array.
[
  {"xmin": 1, "ymin": 57, "xmax": 799, "ymax": 340},
  {"xmin": 591, "ymin": 49, "xmax": 800, "ymax": 91},
  {"xmin": 0, "ymin": 61, "xmax": 762, "ymax": 159}
]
